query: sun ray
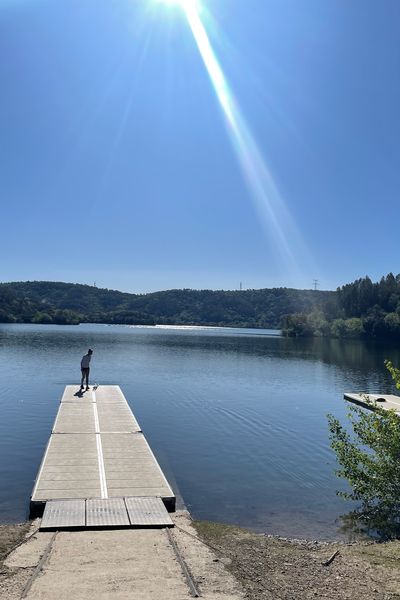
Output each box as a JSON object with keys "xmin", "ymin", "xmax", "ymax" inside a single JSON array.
[{"xmin": 158, "ymin": 0, "xmax": 314, "ymax": 276}]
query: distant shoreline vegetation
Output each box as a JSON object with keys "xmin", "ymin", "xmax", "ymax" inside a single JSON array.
[
  {"xmin": 0, "ymin": 281, "xmax": 331, "ymax": 329},
  {"xmin": 281, "ymin": 273, "xmax": 400, "ymax": 340},
  {"xmin": 2, "ymin": 275, "xmax": 400, "ymax": 338}
]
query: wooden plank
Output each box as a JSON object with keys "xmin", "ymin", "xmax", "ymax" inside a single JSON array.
[
  {"xmin": 125, "ymin": 497, "xmax": 174, "ymax": 528},
  {"xmin": 86, "ymin": 498, "xmax": 130, "ymax": 527},
  {"xmin": 40, "ymin": 499, "xmax": 86, "ymax": 530}
]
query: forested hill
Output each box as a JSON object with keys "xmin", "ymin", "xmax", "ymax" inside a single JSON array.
[
  {"xmin": 282, "ymin": 273, "xmax": 400, "ymax": 339},
  {"xmin": 0, "ymin": 281, "xmax": 332, "ymax": 328}
]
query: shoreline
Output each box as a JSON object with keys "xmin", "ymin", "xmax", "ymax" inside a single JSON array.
[
  {"xmin": 192, "ymin": 520, "xmax": 400, "ymax": 599},
  {"xmin": 1, "ymin": 518, "xmax": 399, "ymax": 599}
]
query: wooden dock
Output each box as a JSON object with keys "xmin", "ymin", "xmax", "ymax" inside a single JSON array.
[
  {"xmin": 30, "ymin": 385, "xmax": 175, "ymax": 528},
  {"xmin": 344, "ymin": 392, "xmax": 400, "ymax": 415}
]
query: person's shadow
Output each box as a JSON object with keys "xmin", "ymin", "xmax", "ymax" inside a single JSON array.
[{"xmin": 74, "ymin": 384, "xmax": 97, "ymax": 397}]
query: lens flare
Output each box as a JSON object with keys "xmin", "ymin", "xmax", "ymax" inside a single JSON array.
[
  {"xmin": 164, "ymin": 0, "xmax": 313, "ymax": 276},
  {"xmin": 156, "ymin": 0, "xmax": 197, "ymax": 7}
]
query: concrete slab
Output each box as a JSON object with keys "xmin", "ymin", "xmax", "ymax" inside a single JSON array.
[
  {"xmin": 95, "ymin": 386, "xmax": 128, "ymax": 404},
  {"xmin": 35, "ymin": 490, "xmax": 101, "ymax": 502},
  {"xmin": 97, "ymin": 404, "xmax": 141, "ymax": 433},
  {"xmin": 60, "ymin": 385, "xmax": 92, "ymax": 403},
  {"xmin": 102, "ymin": 433, "xmax": 173, "ymax": 502},
  {"xmin": 53, "ymin": 403, "xmax": 96, "ymax": 434}
]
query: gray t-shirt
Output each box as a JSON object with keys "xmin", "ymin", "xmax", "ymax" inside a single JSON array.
[{"xmin": 81, "ymin": 354, "xmax": 92, "ymax": 369}]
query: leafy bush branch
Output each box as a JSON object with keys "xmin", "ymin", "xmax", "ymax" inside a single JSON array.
[{"xmin": 328, "ymin": 362, "xmax": 400, "ymax": 537}]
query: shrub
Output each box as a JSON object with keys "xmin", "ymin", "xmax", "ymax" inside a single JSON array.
[{"xmin": 328, "ymin": 361, "xmax": 400, "ymax": 537}]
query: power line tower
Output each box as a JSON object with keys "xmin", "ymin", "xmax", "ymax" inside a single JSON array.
[{"xmin": 313, "ymin": 279, "xmax": 319, "ymax": 291}]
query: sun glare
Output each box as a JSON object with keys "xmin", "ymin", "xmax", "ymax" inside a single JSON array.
[
  {"xmin": 154, "ymin": 0, "xmax": 313, "ymax": 276},
  {"xmin": 156, "ymin": 0, "xmax": 195, "ymax": 7}
]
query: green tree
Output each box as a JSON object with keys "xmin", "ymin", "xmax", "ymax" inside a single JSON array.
[
  {"xmin": 307, "ymin": 309, "xmax": 330, "ymax": 336},
  {"xmin": 384, "ymin": 312, "xmax": 400, "ymax": 338},
  {"xmin": 328, "ymin": 361, "xmax": 400, "ymax": 537},
  {"xmin": 32, "ymin": 312, "xmax": 53, "ymax": 324},
  {"xmin": 330, "ymin": 318, "xmax": 347, "ymax": 338},
  {"xmin": 281, "ymin": 313, "xmax": 313, "ymax": 337},
  {"xmin": 0, "ymin": 309, "xmax": 16, "ymax": 323},
  {"xmin": 343, "ymin": 317, "xmax": 364, "ymax": 338}
]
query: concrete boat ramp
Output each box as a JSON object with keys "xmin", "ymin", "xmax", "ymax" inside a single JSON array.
[
  {"xmin": 30, "ymin": 385, "xmax": 175, "ymax": 529},
  {"xmin": 344, "ymin": 392, "xmax": 400, "ymax": 415},
  {"xmin": 4, "ymin": 513, "xmax": 244, "ymax": 600}
]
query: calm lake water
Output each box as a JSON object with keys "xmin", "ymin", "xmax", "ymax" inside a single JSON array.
[{"xmin": 0, "ymin": 323, "xmax": 398, "ymax": 539}]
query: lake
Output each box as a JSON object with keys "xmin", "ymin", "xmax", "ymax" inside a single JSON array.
[{"xmin": 0, "ymin": 323, "xmax": 398, "ymax": 539}]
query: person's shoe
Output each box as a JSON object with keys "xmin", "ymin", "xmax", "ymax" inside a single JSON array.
[
  {"xmin": 86, "ymin": 386, "xmax": 90, "ymax": 391},
  {"xmin": 80, "ymin": 386, "xmax": 84, "ymax": 390}
]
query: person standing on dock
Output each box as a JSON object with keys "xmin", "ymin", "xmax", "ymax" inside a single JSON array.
[{"xmin": 80, "ymin": 349, "xmax": 93, "ymax": 391}]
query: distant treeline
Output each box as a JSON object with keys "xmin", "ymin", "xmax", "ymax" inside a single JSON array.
[
  {"xmin": 0, "ymin": 281, "xmax": 331, "ymax": 329},
  {"xmin": 282, "ymin": 273, "xmax": 400, "ymax": 340}
]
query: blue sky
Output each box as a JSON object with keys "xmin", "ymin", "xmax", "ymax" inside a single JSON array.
[{"xmin": 1, "ymin": 0, "xmax": 400, "ymax": 293}]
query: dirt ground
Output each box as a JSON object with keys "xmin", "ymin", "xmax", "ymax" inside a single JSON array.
[
  {"xmin": 0, "ymin": 522, "xmax": 35, "ymax": 598},
  {"xmin": 193, "ymin": 521, "xmax": 400, "ymax": 600},
  {"xmin": 0, "ymin": 522, "xmax": 32, "ymax": 566}
]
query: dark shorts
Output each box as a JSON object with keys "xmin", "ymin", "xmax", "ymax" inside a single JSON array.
[{"xmin": 81, "ymin": 368, "xmax": 90, "ymax": 375}]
